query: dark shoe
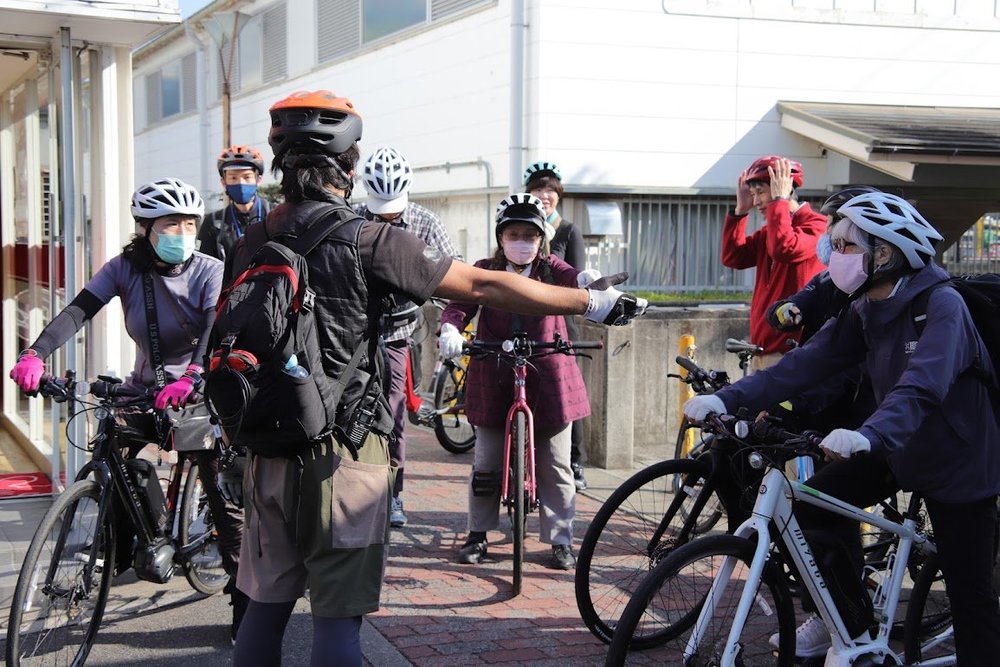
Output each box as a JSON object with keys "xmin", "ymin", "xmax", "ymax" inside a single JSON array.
[
  {"xmin": 551, "ymin": 544, "xmax": 576, "ymax": 570},
  {"xmin": 571, "ymin": 462, "xmax": 588, "ymax": 491},
  {"xmin": 458, "ymin": 538, "xmax": 488, "ymax": 564},
  {"xmin": 231, "ymin": 588, "xmax": 249, "ymax": 646}
]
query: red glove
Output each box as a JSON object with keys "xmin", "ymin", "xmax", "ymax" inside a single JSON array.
[
  {"xmin": 155, "ymin": 376, "xmax": 195, "ymax": 411},
  {"xmin": 10, "ymin": 350, "xmax": 45, "ymax": 392}
]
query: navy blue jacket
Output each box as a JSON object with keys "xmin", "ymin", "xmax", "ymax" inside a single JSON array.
[{"xmin": 718, "ymin": 261, "xmax": 1000, "ymax": 503}]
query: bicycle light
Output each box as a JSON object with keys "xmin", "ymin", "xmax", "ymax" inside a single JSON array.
[
  {"xmin": 734, "ymin": 420, "xmax": 750, "ymax": 439},
  {"xmin": 748, "ymin": 452, "xmax": 764, "ymax": 470}
]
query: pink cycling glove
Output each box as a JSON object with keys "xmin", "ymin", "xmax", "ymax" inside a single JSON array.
[
  {"xmin": 155, "ymin": 376, "xmax": 195, "ymax": 411},
  {"xmin": 10, "ymin": 351, "xmax": 45, "ymax": 392}
]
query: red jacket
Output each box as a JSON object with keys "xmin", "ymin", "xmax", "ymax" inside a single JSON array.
[
  {"xmin": 721, "ymin": 201, "xmax": 826, "ymax": 355},
  {"xmin": 439, "ymin": 256, "xmax": 591, "ymax": 429}
]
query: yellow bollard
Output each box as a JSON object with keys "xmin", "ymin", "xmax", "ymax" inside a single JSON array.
[{"xmin": 677, "ymin": 335, "xmax": 697, "ymax": 459}]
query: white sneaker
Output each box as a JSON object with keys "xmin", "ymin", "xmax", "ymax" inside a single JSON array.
[{"xmin": 768, "ymin": 614, "xmax": 832, "ymax": 659}]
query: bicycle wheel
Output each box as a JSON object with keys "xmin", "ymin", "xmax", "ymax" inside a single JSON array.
[
  {"xmin": 672, "ymin": 426, "xmax": 722, "ymax": 533},
  {"xmin": 575, "ymin": 457, "xmax": 724, "ymax": 645},
  {"xmin": 179, "ymin": 461, "xmax": 229, "ymax": 596},
  {"xmin": 509, "ymin": 411, "xmax": 527, "ymax": 597},
  {"xmin": 433, "ymin": 363, "xmax": 476, "ymax": 454},
  {"xmin": 605, "ymin": 534, "xmax": 795, "ymax": 666},
  {"xmin": 903, "ymin": 553, "xmax": 955, "ymax": 663},
  {"xmin": 6, "ymin": 479, "xmax": 116, "ymax": 667}
]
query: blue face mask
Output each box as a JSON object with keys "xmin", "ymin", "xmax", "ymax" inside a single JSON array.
[
  {"xmin": 226, "ymin": 183, "xmax": 258, "ymax": 205},
  {"xmin": 153, "ymin": 233, "xmax": 197, "ymax": 264},
  {"xmin": 816, "ymin": 234, "xmax": 833, "ymax": 265}
]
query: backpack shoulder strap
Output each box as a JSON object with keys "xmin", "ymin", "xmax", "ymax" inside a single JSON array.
[
  {"xmin": 288, "ymin": 205, "xmax": 363, "ymax": 257},
  {"xmin": 910, "ymin": 279, "xmax": 951, "ymax": 337}
]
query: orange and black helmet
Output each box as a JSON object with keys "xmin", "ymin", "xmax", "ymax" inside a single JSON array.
[
  {"xmin": 217, "ymin": 145, "xmax": 264, "ymax": 176},
  {"xmin": 268, "ymin": 90, "xmax": 362, "ymax": 159}
]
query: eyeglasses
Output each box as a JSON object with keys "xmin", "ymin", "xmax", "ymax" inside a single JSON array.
[
  {"xmin": 501, "ymin": 230, "xmax": 542, "ymax": 242},
  {"xmin": 831, "ymin": 238, "xmax": 859, "ymax": 253}
]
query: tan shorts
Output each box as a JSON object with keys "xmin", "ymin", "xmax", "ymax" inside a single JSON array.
[{"xmin": 236, "ymin": 433, "xmax": 393, "ymax": 617}]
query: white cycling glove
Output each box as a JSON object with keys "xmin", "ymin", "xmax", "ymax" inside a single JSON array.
[
  {"xmin": 217, "ymin": 451, "xmax": 247, "ymax": 508},
  {"xmin": 584, "ymin": 284, "xmax": 648, "ymax": 326},
  {"xmin": 438, "ymin": 323, "xmax": 465, "ymax": 360},
  {"xmin": 819, "ymin": 428, "xmax": 871, "ymax": 459},
  {"xmin": 577, "ymin": 269, "xmax": 603, "ymax": 289},
  {"xmin": 683, "ymin": 394, "xmax": 727, "ymax": 422}
]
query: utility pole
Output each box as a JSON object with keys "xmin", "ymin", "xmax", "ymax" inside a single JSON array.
[{"xmin": 200, "ymin": 10, "xmax": 249, "ymax": 148}]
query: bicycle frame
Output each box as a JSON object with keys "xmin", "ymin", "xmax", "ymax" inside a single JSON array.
[
  {"xmin": 499, "ymin": 359, "xmax": 537, "ymax": 511},
  {"xmin": 689, "ymin": 465, "xmax": 946, "ymax": 667}
]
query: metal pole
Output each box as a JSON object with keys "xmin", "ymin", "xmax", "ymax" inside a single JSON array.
[
  {"xmin": 59, "ymin": 27, "xmax": 83, "ymax": 483},
  {"xmin": 509, "ymin": 0, "xmax": 526, "ymax": 193}
]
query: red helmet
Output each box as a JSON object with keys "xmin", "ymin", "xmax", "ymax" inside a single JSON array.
[
  {"xmin": 744, "ymin": 155, "xmax": 804, "ymax": 188},
  {"xmin": 268, "ymin": 90, "xmax": 362, "ymax": 158},
  {"xmin": 217, "ymin": 145, "xmax": 264, "ymax": 176}
]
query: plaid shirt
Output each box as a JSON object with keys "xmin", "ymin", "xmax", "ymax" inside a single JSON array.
[{"xmin": 354, "ymin": 201, "xmax": 460, "ymax": 342}]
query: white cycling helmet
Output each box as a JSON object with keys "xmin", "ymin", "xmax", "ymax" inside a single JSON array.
[
  {"xmin": 362, "ymin": 146, "xmax": 412, "ymax": 215},
  {"xmin": 130, "ymin": 178, "xmax": 205, "ymax": 223},
  {"xmin": 523, "ymin": 161, "xmax": 562, "ymax": 186},
  {"xmin": 837, "ymin": 192, "xmax": 943, "ymax": 269},
  {"xmin": 495, "ymin": 193, "xmax": 552, "ymax": 242}
]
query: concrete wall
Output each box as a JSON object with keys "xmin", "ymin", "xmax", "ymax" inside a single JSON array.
[{"xmin": 418, "ymin": 303, "xmax": 751, "ymax": 470}]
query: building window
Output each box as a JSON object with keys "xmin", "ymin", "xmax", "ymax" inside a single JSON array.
[
  {"xmin": 363, "ymin": 0, "xmax": 425, "ymax": 42},
  {"xmin": 317, "ymin": 0, "xmax": 490, "ymax": 64},
  {"xmin": 145, "ymin": 53, "xmax": 196, "ymax": 125},
  {"xmin": 223, "ymin": 2, "xmax": 286, "ymax": 95}
]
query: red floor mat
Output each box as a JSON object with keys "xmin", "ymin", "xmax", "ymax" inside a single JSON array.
[{"xmin": 0, "ymin": 472, "xmax": 53, "ymax": 498}]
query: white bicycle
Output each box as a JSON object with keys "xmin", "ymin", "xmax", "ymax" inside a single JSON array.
[{"xmin": 605, "ymin": 413, "xmax": 954, "ymax": 666}]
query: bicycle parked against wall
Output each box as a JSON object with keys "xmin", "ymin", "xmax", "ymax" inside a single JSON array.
[
  {"xmin": 604, "ymin": 412, "xmax": 953, "ymax": 666},
  {"xmin": 468, "ymin": 332, "xmax": 602, "ymax": 596},
  {"xmin": 406, "ymin": 298, "xmax": 477, "ymax": 453},
  {"xmin": 5, "ymin": 372, "xmax": 228, "ymax": 667}
]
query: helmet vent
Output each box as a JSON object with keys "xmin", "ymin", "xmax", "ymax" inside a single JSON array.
[{"xmin": 319, "ymin": 110, "xmax": 348, "ymax": 125}]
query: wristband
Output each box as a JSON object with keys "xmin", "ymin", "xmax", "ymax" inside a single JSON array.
[{"xmin": 18, "ymin": 349, "xmax": 39, "ymax": 360}]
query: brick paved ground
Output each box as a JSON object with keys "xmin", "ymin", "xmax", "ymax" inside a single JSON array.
[{"xmin": 367, "ymin": 423, "xmax": 670, "ymax": 667}]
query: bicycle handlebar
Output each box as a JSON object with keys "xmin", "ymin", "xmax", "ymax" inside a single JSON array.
[
  {"xmin": 672, "ymin": 356, "xmax": 729, "ymax": 393},
  {"xmin": 725, "ymin": 338, "xmax": 764, "ymax": 356},
  {"xmin": 701, "ymin": 412, "xmax": 823, "ymax": 463},
  {"xmin": 469, "ymin": 337, "xmax": 603, "ymax": 357}
]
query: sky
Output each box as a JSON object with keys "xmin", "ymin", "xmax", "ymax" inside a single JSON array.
[{"xmin": 178, "ymin": 0, "xmax": 213, "ymax": 19}]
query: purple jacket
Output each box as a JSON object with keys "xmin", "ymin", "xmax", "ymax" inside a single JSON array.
[
  {"xmin": 439, "ymin": 256, "xmax": 591, "ymax": 429},
  {"xmin": 716, "ymin": 261, "xmax": 1000, "ymax": 504}
]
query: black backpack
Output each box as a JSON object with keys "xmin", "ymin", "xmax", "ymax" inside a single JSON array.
[
  {"xmin": 204, "ymin": 208, "xmax": 377, "ymax": 458},
  {"xmin": 910, "ymin": 274, "xmax": 1000, "ymax": 393}
]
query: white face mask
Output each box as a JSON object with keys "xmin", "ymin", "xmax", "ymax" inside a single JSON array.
[
  {"xmin": 503, "ymin": 240, "xmax": 539, "ymax": 266},
  {"xmin": 828, "ymin": 250, "xmax": 868, "ymax": 294}
]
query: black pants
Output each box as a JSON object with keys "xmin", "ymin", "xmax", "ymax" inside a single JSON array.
[{"xmin": 795, "ymin": 456, "xmax": 1000, "ymax": 665}]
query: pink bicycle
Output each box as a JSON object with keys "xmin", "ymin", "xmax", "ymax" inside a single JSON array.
[{"xmin": 468, "ymin": 332, "xmax": 603, "ymax": 596}]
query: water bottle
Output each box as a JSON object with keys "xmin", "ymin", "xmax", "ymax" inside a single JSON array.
[{"xmin": 283, "ymin": 353, "xmax": 309, "ymax": 379}]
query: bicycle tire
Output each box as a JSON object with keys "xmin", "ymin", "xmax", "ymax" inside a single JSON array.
[
  {"xmin": 433, "ymin": 363, "xmax": 476, "ymax": 454},
  {"xmin": 903, "ymin": 552, "xmax": 955, "ymax": 663},
  {"xmin": 604, "ymin": 534, "xmax": 795, "ymax": 666},
  {"xmin": 575, "ymin": 457, "xmax": 723, "ymax": 645},
  {"xmin": 511, "ymin": 411, "xmax": 526, "ymax": 596},
  {"xmin": 6, "ymin": 479, "xmax": 116, "ymax": 667},
  {"xmin": 672, "ymin": 424, "xmax": 722, "ymax": 533},
  {"xmin": 179, "ymin": 462, "xmax": 229, "ymax": 596}
]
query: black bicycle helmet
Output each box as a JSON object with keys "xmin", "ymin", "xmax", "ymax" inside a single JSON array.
[
  {"xmin": 820, "ymin": 185, "xmax": 881, "ymax": 217},
  {"xmin": 267, "ymin": 90, "xmax": 363, "ymax": 159},
  {"xmin": 494, "ymin": 193, "xmax": 547, "ymax": 243}
]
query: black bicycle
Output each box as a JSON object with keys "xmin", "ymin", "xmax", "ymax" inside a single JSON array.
[{"xmin": 5, "ymin": 372, "xmax": 228, "ymax": 667}]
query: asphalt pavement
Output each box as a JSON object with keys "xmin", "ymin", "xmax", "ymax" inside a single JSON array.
[{"xmin": 0, "ymin": 422, "xmax": 665, "ymax": 666}]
